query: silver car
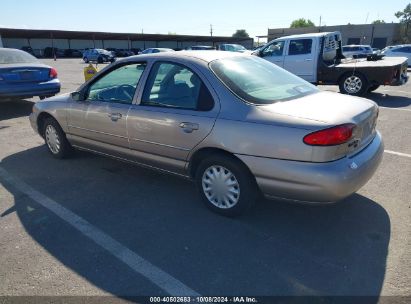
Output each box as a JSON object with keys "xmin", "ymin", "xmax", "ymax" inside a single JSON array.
[{"xmin": 29, "ymin": 51, "xmax": 383, "ymax": 216}]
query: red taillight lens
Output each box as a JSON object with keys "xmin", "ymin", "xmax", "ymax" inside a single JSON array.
[
  {"xmin": 49, "ymin": 67, "xmax": 58, "ymax": 79},
  {"xmin": 303, "ymin": 123, "xmax": 356, "ymax": 146}
]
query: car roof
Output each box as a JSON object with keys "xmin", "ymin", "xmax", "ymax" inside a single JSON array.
[
  {"xmin": 274, "ymin": 32, "xmax": 336, "ymax": 40},
  {"xmin": 126, "ymin": 50, "xmax": 244, "ymax": 63},
  {"xmin": 342, "ymin": 45, "xmax": 371, "ymax": 48}
]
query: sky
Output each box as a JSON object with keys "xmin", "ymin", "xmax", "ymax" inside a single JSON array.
[{"xmin": 0, "ymin": 0, "xmax": 409, "ymax": 41}]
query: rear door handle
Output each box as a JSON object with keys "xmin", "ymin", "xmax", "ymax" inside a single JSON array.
[
  {"xmin": 108, "ymin": 113, "xmax": 122, "ymax": 121},
  {"xmin": 179, "ymin": 122, "xmax": 199, "ymax": 133},
  {"xmin": 305, "ymin": 58, "xmax": 313, "ymax": 61}
]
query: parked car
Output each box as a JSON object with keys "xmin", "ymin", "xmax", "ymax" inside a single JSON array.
[
  {"xmin": 83, "ymin": 49, "xmax": 115, "ymax": 63},
  {"xmin": 30, "ymin": 51, "xmax": 383, "ymax": 216},
  {"xmin": 64, "ymin": 49, "xmax": 82, "ymax": 58},
  {"xmin": 140, "ymin": 48, "xmax": 174, "ymax": 54},
  {"xmin": 185, "ymin": 45, "xmax": 215, "ymax": 50},
  {"xmin": 218, "ymin": 44, "xmax": 248, "ymax": 52},
  {"xmin": 21, "ymin": 46, "xmax": 35, "ymax": 56},
  {"xmin": 43, "ymin": 47, "xmax": 65, "ymax": 58},
  {"xmin": 381, "ymin": 45, "xmax": 411, "ymax": 65},
  {"xmin": 106, "ymin": 48, "xmax": 134, "ymax": 57},
  {"xmin": 256, "ymin": 32, "xmax": 408, "ymax": 95},
  {"xmin": 0, "ymin": 48, "xmax": 60, "ymax": 100},
  {"xmin": 342, "ymin": 45, "xmax": 373, "ymax": 58}
]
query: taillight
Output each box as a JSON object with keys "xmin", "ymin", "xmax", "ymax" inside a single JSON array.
[
  {"xmin": 49, "ymin": 67, "xmax": 58, "ymax": 79},
  {"xmin": 303, "ymin": 124, "xmax": 356, "ymax": 146}
]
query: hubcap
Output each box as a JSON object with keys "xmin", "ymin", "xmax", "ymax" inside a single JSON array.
[
  {"xmin": 45, "ymin": 125, "xmax": 60, "ymax": 154},
  {"xmin": 202, "ymin": 165, "xmax": 240, "ymax": 209},
  {"xmin": 344, "ymin": 76, "xmax": 363, "ymax": 94}
]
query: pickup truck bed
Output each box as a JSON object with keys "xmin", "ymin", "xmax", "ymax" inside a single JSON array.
[{"xmin": 319, "ymin": 56, "xmax": 408, "ymax": 89}]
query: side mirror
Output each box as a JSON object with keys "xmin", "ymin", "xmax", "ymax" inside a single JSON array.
[{"xmin": 71, "ymin": 91, "xmax": 85, "ymax": 101}]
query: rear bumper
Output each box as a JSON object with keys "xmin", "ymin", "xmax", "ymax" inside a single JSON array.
[
  {"xmin": 0, "ymin": 79, "xmax": 61, "ymax": 98},
  {"xmin": 236, "ymin": 132, "xmax": 384, "ymax": 203}
]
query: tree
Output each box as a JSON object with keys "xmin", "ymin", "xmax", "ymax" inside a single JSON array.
[
  {"xmin": 290, "ymin": 18, "xmax": 315, "ymax": 28},
  {"xmin": 372, "ymin": 19, "xmax": 385, "ymax": 24},
  {"xmin": 395, "ymin": 3, "xmax": 411, "ymax": 42},
  {"xmin": 232, "ymin": 29, "xmax": 249, "ymax": 38}
]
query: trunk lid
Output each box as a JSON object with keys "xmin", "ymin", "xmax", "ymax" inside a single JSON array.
[
  {"xmin": 0, "ymin": 63, "xmax": 51, "ymax": 83},
  {"xmin": 257, "ymin": 91, "xmax": 379, "ymax": 159}
]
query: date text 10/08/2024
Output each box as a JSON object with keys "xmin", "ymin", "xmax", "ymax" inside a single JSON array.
[{"xmin": 149, "ymin": 297, "xmax": 258, "ymax": 303}]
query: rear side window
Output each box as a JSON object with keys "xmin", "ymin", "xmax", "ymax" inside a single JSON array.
[
  {"xmin": 288, "ymin": 39, "xmax": 313, "ymax": 55},
  {"xmin": 142, "ymin": 62, "xmax": 214, "ymax": 111}
]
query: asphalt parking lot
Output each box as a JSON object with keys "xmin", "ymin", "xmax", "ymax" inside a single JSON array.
[{"xmin": 0, "ymin": 59, "xmax": 410, "ymax": 301}]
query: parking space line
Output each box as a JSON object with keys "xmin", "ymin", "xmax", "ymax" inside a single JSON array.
[
  {"xmin": 379, "ymin": 107, "xmax": 411, "ymax": 112},
  {"xmin": 384, "ymin": 150, "xmax": 411, "ymax": 158},
  {"xmin": 0, "ymin": 166, "xmax": 200, "ymax": 297}
]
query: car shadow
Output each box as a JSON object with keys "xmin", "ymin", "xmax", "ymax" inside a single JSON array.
[
  {"xmin": 0, "ymin": 146, "xmax": 391, "ymax": 299},
  {"xmin": 0, "ymin": 99, "xmax": 34, "ymax": 120},
  {"xmin": 366, "ymin": 92, "xmax": 411, "ymax": 108}
]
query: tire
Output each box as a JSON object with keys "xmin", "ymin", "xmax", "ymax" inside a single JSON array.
[
  {"xmin": 97, "ymin": 56, "xmax": 104, "ymax": 64},
  {"xmin": 367, "ymin": 84, "xmax": 380, "ymax": 93},
  {"xmin": 83, "ymin": 57, "xmax": 89, "ymax": 63},
  {"xmin": 195, "ymin": 154, "xmax": 257, "ymax": 217},
  {"xmin": 43, "ymin": 118, "xmax": 73, "ymax": 159},
  {"xmin": 339, "ymin": 72, "xmax": 368, "ymax": 96}
]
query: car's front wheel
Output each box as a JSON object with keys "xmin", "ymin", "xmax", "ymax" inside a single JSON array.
[
  {"xmin": 83, "ymin": 57, "xmax": 89, "ymax": 63},
  {"xmin": 195, "ymin": 155, "xmax": 257, "ymax": 217},
  {"xmin": 43, "ymin": 118, "xmax": 72, "ymax": 159}
]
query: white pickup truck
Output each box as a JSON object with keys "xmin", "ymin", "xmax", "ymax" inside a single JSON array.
[{"xmin": 255, "ymin": 32, "xmax": 408, "ymax": 95}]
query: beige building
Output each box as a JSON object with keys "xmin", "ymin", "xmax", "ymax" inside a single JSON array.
[{"xmin": 268, "ymin": 23, "xmax": 402, "ymax": 48}]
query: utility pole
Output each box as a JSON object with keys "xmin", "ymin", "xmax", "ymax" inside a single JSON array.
[
  {"xmin": 319, "ymin": 16, "xmax": 322, "ymax": 27},
  {"xmin": 210, "ymin": 24, "xmax": 213, "ymax": 37}
]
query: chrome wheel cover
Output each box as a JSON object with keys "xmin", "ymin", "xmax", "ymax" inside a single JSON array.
[
  {"xmin": 45, "ymin": 125, "xmax": 60, "ymax": 154},
  {"xmin": 202, "ymin": 165, "xmax": 240, "ymax": 209},
  {"xmin": 344, "ymin": 75, "xmax": 363, "ymax": 94}
]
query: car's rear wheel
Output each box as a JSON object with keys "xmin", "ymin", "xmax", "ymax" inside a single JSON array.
[
  {"xmin": 367, "ymin": 84, "xmax": 380, "ymax": 92},
  {"xmin": 339, "ymin": 73, "xmax": 368, "ymax": 96},
  {"xmin": 97, "ymin": 56, "xmax": 104, "ymax": 64},
  {"xmin": 43, "ymin": 118, "xmax": 72, "ymax": 159},
  {"xmin": 195, "ymin": 155, "xmax": 257, "ymax": 217}
]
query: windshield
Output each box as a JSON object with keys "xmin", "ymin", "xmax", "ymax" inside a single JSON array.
[
  {"xmin": 232, "ymin": 44, "xmax": 246, "ymax": 51},
  {"xmin": 0, "ymin": 49, "xmax": 38, "ymax": 64},
  {"xmin": 209, "ymin": 56, "xmax": 319, "ymax": 104}
]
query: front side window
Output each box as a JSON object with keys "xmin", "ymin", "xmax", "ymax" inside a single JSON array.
[
  {"xmin": 261, "ymin": 41, "xmax": 285, "ymax": 57},
  {"xmin": 210, "ymin": 56, "xmax": 319, "ymax": 105},
  {"xmin": 87, "ymin": 63, "xmax": 146, "ymax": 104},
  {"xmin": 142, "ymin": 62, "xmax": 214, "ymax": 111},
  {"xmin": 288, "ymin": 39, "xmax": 313, "ymax": 55}
]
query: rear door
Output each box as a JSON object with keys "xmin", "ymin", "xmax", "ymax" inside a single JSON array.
[
  {"xmin": 127, "ymin": 60, "xmax": 219, "ymax": 174},
  {"xmin": 260, "ymin": 40, "xmax": 286, "ymax": 67},
  {"xmin": 283, "ymin": 38, "xmax": 316, "ymax": 82}
]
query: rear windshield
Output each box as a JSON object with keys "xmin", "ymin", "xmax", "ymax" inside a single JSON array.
[
  {"xmin": 0, "ymin": 49, "xmax": 38, "ymax": 64},
  {"xmin": 209, "ymin": 56, "xmax": 318, "ymax": 105}
]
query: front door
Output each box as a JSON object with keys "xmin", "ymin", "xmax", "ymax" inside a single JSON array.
[
  {"xmin": 127, "ymin": 61, "xmax": 219, "ymax": 174},
  {"xmin": 68, "ymin": 62, "xmax": 146, "ymax": 156},
  {"xmin": 283, "ymin": 38, "xmax": 316, "ymax": 82},
  {"xmin": 260, "ymin": 40, "xmax": 285, "ymax": 67}
]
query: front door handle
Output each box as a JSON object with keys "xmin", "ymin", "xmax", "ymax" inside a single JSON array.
[
  {"xmin": 179, "ymin": 122, "xmax": 199, "ymax": 133},
  {"xmin": 108, "ymin": 113, "xmax": 122, "ymax": 121},
  {"xmin": 305, "ymin": 58, "xmax": 313, "ymax": 61}
]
